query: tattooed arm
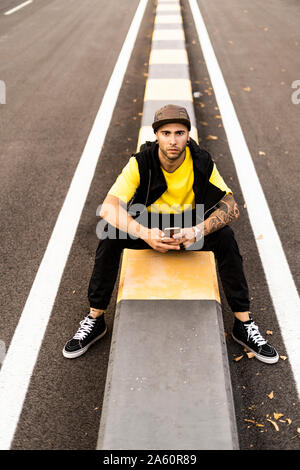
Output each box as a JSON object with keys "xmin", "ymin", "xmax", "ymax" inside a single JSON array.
[
  {"xmin": 172, "ymin": 194, "xmax": 240, "ymax": 248},
  {"xmin": 203, "ymin": 193, "xmax": 240, "ymax": 236}
]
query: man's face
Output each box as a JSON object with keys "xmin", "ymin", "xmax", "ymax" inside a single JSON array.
[{"xmin": 156, "ymin": 122, "xmax": 189, "ymax": 163}]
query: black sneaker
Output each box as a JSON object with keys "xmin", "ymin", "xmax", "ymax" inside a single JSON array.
[
  {"xmin": 62, "ymin": 314, "xmax": 107, "ymax": 359},
  {"xmin": 232, "ymin": 316, "xmax": 279, "ymax": 364}
]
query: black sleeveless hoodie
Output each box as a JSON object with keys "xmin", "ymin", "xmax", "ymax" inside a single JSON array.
[{"xmin": 127, "ymin": 137, "xmax": 226, "ymax": 225}]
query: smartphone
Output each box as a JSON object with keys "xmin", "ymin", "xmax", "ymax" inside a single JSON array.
[{"xmin": 163, "ymin": 227, "xmax": 181, "ymax": 238}]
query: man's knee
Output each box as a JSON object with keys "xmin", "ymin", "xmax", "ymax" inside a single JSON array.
[
  {"xmin": 95, "ymin": 232, "xmax": 147, "ymax": 258},
  {"xmin": 95, "ymin": 236, "xmax": 123, "ymax": 260},
  {"xmin": 208, "ymin": 225, "xmax": 242, "ymax": 258},
  {"xmin": 220, "ymin": 225, "xmax": 235, "ymax": 241},
  {"xmin": 212, "ymin": 225, "xmax": 236, "ymax": 246}
]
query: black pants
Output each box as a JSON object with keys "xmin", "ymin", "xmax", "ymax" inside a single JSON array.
[{"xmin": 87, "ymin": 225, "xmax": 250, "ymax": 313}]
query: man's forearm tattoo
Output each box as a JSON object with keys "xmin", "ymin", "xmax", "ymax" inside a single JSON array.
[{"xmin": 204, "ymin": 194, "xmax": 240, "ymax": 236}]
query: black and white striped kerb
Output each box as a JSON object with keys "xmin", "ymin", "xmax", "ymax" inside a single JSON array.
[{"xmin": 137, "ymin": 0, "xmax": 198, "ymax": 149}]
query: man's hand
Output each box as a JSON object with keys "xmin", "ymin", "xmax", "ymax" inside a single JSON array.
[
  {"xmin": 143, "ymin": 228, "xmax": 181, "ymax": 253},
  {"xmin": 173, "ymin": 227, "xmax": 199, "ymax": 249}
]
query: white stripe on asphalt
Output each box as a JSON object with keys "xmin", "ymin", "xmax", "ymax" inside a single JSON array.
[
  {"xmin": 189, "ymin": 0, "xmax": 300, "ymax": 397},
  {"xmin": 0, "ymin": 0, "xmax": 148, "ymax": 450},
  {"xmin": 4, "ymin": 0, "xmax": 33, "ymax": 15}
]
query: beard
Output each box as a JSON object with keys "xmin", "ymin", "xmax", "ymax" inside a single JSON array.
[{"xmin": 160, "ymin": 145, "xmax": 186, "ymax": 161}]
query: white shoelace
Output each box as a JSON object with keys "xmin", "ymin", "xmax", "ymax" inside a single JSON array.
[
  {"xmin": 245, "ymin": 322, "xmax": 267, "ymax": 346},
  {"xmin": 73, "ymin": 317, "xmax": 96, "ymax": 341}
]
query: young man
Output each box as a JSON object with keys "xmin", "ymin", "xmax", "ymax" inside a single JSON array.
[{"xmin": 63, "ymin": 104, "xmax": 279, "ymax": 364}]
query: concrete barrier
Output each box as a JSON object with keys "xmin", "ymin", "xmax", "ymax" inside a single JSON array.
[
  {"xmin": 97, "ymin": 250, "xmax": 238, "ymax": 450},
  {"xmin": 97, "ymin": 0, "xmax": 239, "ymax": 450}
]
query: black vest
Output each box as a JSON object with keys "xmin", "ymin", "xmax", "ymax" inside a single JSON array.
[{"xmin": 128, "ymin": 138, "xmax": 226, "ymax": 226}]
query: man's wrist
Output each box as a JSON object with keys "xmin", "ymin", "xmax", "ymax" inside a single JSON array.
[
  {"xmin": 193, "ymin": 225, "xmax": 203, "ymax": 241},
  {"xmin": 138, "ymin": 225, "xmax": 151, "ymax": 241}
]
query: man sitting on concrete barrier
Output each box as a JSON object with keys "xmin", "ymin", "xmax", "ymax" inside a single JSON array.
[{"xmin": 63, "ymin": 104, "xmax": 279, "ymax": 364}]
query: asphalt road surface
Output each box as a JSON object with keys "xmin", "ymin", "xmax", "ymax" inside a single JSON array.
[{"xmin": 0, "ymin": 0, "xmax": 299, "ymax": 451}]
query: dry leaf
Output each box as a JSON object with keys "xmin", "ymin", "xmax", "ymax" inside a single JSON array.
[
  {"xmin": 257, "ymin": 234, "xmax": 264, "ymax": 240},
  {"xmin": 266, "ymin": 330, "xmax": 273, "ymax": 335},
  {"xmin": 244, "ymin": 419, "xmax": 255, "ymax": 424},
  {"xmin": 268, "ymin": 391, "xmax": 274, "ymax": 399},
  {"xmin": 243, "ymin": 86, "xmax": 251, "ymax": 92},
  {"xmin": 206, "ymin": 135, "xmax": 218, "ymax": 140},
  {"xmin": 246, "ymin": 352, "xmax": 256, "ymax": 359},
  {"xmin": 259, "ymin": 151, "xmax": 266, "ymax": 155},
  {"xmin": 280, "ymin": 356, "xmax": 287, "ymax": 360},
  {"xmin": 234, "ymin": 355, "xmax": 244, "ymax": 362},
  {"xmin": 274, "ymin": 412, "xmax": 284, "ymax": 420},
  {"xmin": 215, "ymin": 115, "xmax": 222, "ymax": 119},
  {"xmin": 267, "ymin": 419, "xmax": 279, "ymax": 431},
  {"xmin": 256, "ymin": 423, "xmax": 264, "ymax": 427},
  {"xmin": 200, "ymin": 121, "xmax": 208, "ymax": 126}
]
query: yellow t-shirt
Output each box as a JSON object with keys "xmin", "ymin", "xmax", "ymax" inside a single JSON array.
[{"xmin": 108, "ymin": 147, "xmax": 232, "ymax": 213}]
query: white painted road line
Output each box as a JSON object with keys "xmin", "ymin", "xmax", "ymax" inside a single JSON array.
[
  {"xmin": 0, "ymin": 0, "xmax": 148, "ymax": 450},
  {"xmin": 189, "ymin": 0, "xmax": 300, "ymax": 397},
  {"xmin": 4, "ymin": 0, "xmax": 33, "ymax": 15}
]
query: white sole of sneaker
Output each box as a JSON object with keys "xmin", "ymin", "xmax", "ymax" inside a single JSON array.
[
  {"xmin": 62, "ymin": 327, "xmax": 107, "ymax": 359},
  {"xmin": 231, "ymin": 333, "xmax": 279, "ymax": 364}
]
